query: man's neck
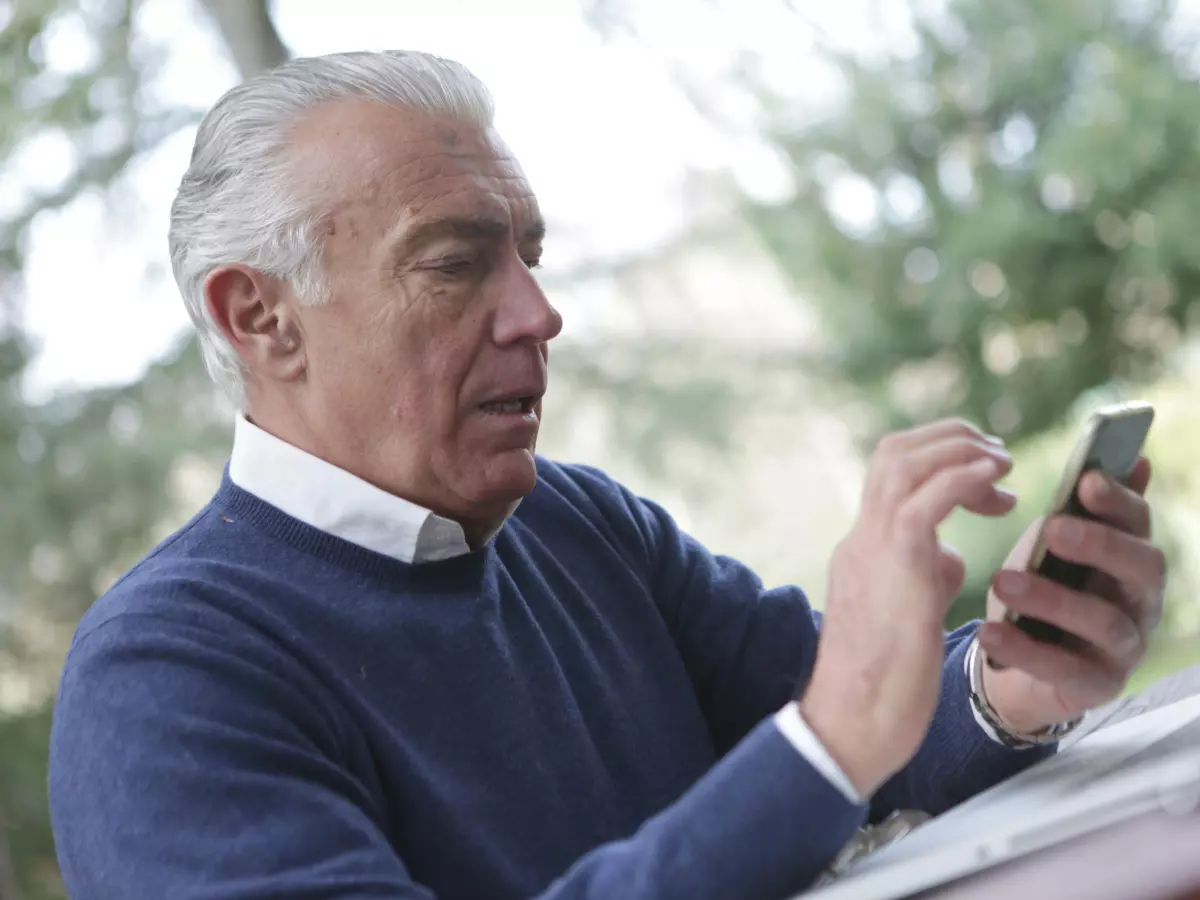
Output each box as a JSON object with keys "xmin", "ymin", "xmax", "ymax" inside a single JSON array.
[{"xmin": 239, "ymin": 404, "xmax": 514, "ymax": 552}]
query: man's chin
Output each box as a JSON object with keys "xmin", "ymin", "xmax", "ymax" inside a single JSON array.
[{"xmin": 470, "ymin": 448, "xmax": 539, "ymax": 507}]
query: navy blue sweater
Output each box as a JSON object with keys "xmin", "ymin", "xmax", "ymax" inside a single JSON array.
[{"xmin": 49, "ymin": 460, "xmax": 1046, "ymax": 899}]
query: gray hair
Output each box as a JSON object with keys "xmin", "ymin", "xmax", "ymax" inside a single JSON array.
[{"xmin": 168, "ymin": 50, "xmax": 496, "ymax": 407}]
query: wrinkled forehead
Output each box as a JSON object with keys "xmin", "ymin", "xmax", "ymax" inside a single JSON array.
[{"xmin": 289, "ymin": 99, "xmax": 540, "ymax": 239}]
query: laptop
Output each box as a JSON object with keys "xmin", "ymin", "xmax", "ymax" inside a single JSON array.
[{"xmin": 799, "ymin": 692, "xmax": 1200, "ymax": 900}]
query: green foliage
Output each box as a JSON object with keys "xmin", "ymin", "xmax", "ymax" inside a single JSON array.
[
  {"xmin": 0, "ymin": 3, "xmax": 232, "ymax": 893},
  {"xmin": 0, "ymin": 0, "xmax": 197, "ymax": 279},
  {"xmin": 0, "ymin": 704, "xmax": 59, "ymax": 898},
  {"xmin": 936, "ymin": 371, "xmax": 1200, "ymax": 628},
  {"xmin": 0, "ymin": 333, "xmax": 232, "ymax": 898},
  {"xmin": 2, "ymin": 338, "xmax": 232, "ymax": 625},
  {"xmin": 548, "ymin": 339, "xmax": 744, "ymax": 480},
  {"xmin": 748, "ymin": 0, "xmax": 1200, "ymax": 442}
]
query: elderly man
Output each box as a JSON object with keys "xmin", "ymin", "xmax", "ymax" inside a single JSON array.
[{"xmin": 48, "ymin": 51, "xmax": 1166, "ymax": 900}]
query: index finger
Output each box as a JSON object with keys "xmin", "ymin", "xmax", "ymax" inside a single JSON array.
[{"xmin": 884, "ymin": 418, "xmax": 1002, "ymax": 452}]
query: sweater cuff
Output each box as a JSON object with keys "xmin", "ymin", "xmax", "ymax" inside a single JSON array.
[
  {"xmin": 925, "ymin": 629, "xmax": 1056, "ymax": 804},
  {"xmin": 774, "ymin": 703, "xmax": 863, "ymax": 804},
  {"xmin": 641, "ymin": 717, "xmax": 868, "ymax": 898}
]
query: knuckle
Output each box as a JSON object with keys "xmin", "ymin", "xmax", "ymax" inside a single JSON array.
[
  {"xmin": 1036, "ymin": 582, "xmax": 1066, "ymax": 619},
  {"xmin": 1102, "ymin": 606, "xmax": 1134, "ymax": 653},
  {"xmin": 1128, "ymin": 630, "xmax": 1146, "ymax": 663},
  {"xmin": 1034, "ymin": 583, "xmax": 1075, "ymax": 628},
  {"xmin": 1140, "ymin": 504, "xmax": 1154, "ymax": 539},
  {"xmin": 876, "ymin": 457, "xmax": 916, "ymax": 504},
  {"xmin": 1066, "ymin": 651, "xmax": 1091, "ymax": 691},
  {"xmin": 955, "ymin": 460, "xmax": 991, "ymax": 488},
  {"xmin": 876, "ymin": 432, "xmax": 905, "ymax": 458},
  {"xmin": 894, "ymin": 497, "xmax": 926, "ymax": 534},
  {"xmin": 1097, "ymin": 662, "xmax": 1128, "ymax": 704},
  {"xmin": 1145, "ymin": 593, "xmax": 1165, "ymax": 630},
  {"xmin": 1149, "ymin": 545, "xmax": 1168, "ymax": 582},
  {"xmin": 937, "ymin": 465, "xmax": 968, "ymax": 492},
  {"xmin": 950, "ymin": 435, "xmax": 985, "ymax": 458},
  {"xmin": 1077, "ymin": 519, "xmax": 1110, "ymax": 559},
  {"xmin": 948, "ymin": 417, "xmax": 984, "ymax": 439}
]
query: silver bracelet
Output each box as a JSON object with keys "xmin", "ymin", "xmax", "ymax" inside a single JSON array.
[{"xmin": 967, "ymin": 636, "xmax": 1083, "ymax": 749}]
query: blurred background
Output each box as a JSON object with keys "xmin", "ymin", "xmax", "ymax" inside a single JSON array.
[{"xmin": 2, "ymin": 0, "xmax": 1200, "ymax": 893}]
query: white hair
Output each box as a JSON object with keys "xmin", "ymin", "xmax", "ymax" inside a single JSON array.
[{"xmin": 168, "ymin": 50, "xmax": 496, "ymax": 407}]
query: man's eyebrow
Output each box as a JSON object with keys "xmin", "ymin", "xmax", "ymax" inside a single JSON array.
[
  {"xmin": 393, "ymin": 216, "xmax": 507, "ymax": 255},
  {"xmin": 522, "ymin": 217, "xmax": 546, "ymax": 244}
]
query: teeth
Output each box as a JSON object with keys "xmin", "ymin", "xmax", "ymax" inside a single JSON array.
[{"xmin": 486, "ymin": 399, "xmax": 524, "ymax": 413}]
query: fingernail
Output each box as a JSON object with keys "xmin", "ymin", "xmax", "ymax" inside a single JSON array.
[
  {"xmin": 1056, "ymin": 518, "xmax": 1084, "ymax": 546},
  {"xmin": 985, "ymin": 434, "xmax": 1006, "ymax": 446},
  {"xmin": 996, "ymin": 571, "xmax": 1027, "ymax": 596},
  {"xmin": 1094, "ymin": 473, "xmax": 1110, "ymax": 496}
]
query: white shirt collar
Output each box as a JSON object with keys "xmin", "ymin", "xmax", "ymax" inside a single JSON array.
[{"xmin": 228, "ymin": 416, "xmax": 473, "ymax": 564}]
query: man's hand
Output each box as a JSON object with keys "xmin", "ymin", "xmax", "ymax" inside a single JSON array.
[
  {"xmin": 800, "ymin": 419, "xmax": 1016, "ymax": 797},
  {"xmin": 979, "ymin": 458, "xmax": 1165, "ymax": 736}
]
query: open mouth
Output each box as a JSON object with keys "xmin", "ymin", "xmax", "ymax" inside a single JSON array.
[{"xmin": 479, "ymin": 396, "xmax": 538, "ymax": 416}]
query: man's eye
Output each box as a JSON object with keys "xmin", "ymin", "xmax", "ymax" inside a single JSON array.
[{"xmin": 426, "ymin": 258, "xmax": 477, "ymax": 278}]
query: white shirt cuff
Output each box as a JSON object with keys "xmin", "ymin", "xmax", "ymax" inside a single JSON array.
[
  {"xmin": 964, "ymin": 635, "xmax": 1008, "ymax": 746},
  {"xmin": 773, "ymin": 703, "xmax": 863, "ymax": 804}
]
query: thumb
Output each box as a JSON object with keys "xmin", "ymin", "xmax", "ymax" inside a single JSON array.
[{"xmin": 1127, "ymin": 456, "xmax": 1151, "ymax": 496}]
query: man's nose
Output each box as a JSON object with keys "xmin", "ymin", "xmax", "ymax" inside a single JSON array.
[{"xmin": 493, "ymin": 261, "xmax": 563, "ymax": 347}]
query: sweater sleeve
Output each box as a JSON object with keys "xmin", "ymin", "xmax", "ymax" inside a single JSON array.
[
  {"xmin": 50, "ymin": 613, "xmax": 433, "ymax": 900},
  {"xmin": 867, "ymin": 622, "xmax": 1055, "ymax": 819},
  {"xmin": 50, "ymin": 608, "xmax": 868, "ymax": 900},
  {"xmin": 558, "ymin": 466, "xmax": 1051, "ymax": 819},
  {"xmin": 604, "ymin": 490, "xmax": 826, "ymax": 757}
]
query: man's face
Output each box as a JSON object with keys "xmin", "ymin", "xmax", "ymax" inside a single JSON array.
[{"xmin": 283, "ymin": 101, "xmax": 562, "ymax": 531}]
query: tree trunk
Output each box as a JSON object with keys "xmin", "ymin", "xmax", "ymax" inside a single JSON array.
[{"xmin": 198, "ymin": 0, "xmax": 291, "ymax": 80}]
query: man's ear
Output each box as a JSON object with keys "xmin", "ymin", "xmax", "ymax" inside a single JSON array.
[{"xmin": 203, "ymin": 265, "xmax": 305, "ymax": 383}]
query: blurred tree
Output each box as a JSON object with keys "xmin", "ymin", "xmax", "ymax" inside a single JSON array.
[
  {"xmin": 743, "ymin": 0, "xmax": 1200, "ymax": 442},
  {"xmin": 0, "ymin": 2, "xmax": 282, "ymax": 894},
  {"xmin": 742, "ymin": 0, "xmax": 1200, "ymax": 623},
  {"xmin": 585, "ymin": 0, "xmax": 1200, "ymax": 631}
]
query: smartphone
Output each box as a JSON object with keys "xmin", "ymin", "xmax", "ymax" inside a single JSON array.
[{"xmin": 1002, "ymin": 401, "xmax": 1155, "ymax": 648}]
